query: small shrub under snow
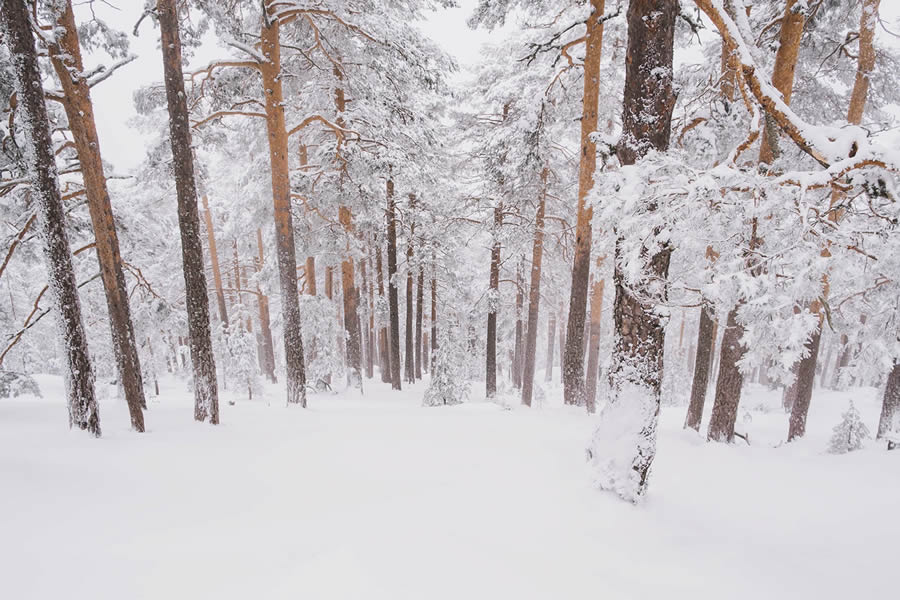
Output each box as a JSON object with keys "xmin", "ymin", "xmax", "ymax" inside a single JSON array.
[{"xmin": 827, "ymin": 401, "xmax": 870, "ymax": 454}]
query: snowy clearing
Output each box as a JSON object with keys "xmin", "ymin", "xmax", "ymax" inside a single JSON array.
[{"xmin": 1, "ymin": 375, "xmax": 896, "ymax": 600}]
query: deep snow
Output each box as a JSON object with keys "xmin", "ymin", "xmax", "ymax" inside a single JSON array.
[{"xmin": 1, "ymin": 374, "xmax": 896, "ymax": 599}]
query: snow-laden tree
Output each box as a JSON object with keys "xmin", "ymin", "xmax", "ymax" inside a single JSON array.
[{"xmin": 827, "ymin": 401, "xmax": 870, "ymax": 454}]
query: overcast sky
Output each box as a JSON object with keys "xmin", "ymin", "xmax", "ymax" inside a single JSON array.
[{"xmin": 81, "ymin": 1, "xmax": 900, "ymax": 174}]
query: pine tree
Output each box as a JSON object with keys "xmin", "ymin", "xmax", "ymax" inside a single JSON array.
[
  {"xmin": 423, "ymin": 325, "xmax": 469, "ymax": 407},
  {"xmin": 827, "ymin": 402, "xmax": 870, "ymax": 454}
]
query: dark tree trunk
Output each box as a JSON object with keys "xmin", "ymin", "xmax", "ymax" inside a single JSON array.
[
  {"xmin": 375, "ymin": 241, "xmax": 391, "ymax": 383},
  {"xmin": 486, "ymin": 204, "xmax": 501, "ymax": 398},
  {"xmin": 339, "ymin": 206, "xmax": 362, "ymax": 387},
  {"xmin": 707, "ymin": 307, "xmax": 743, "ymax": 442},
  {"xmin": 49, "ymin": 0, "xmax": 146, "ymax": 430},
  {"xmin": 255, "ymin": 229, "xmax": 277, "ymax": 382},
  {"xmin": 158, "ymin": 0, "xmax": 219, "ymax": 422},
  {"xmin": 593, "ymin": 0, "xmax": 677, "ymax": 501},
  {"xmin": 306, "ymin": 255, "xmax": 317, "ymax": 296},
  {"xmin": 878, "ymin": 360, "xmax": 900, "ymax": 446},
  {"xmin": 512, "ymin": 260, "xmax": 524, "ymax": 389},
  {"xmin": 522, "ymin": 171, "xmax": 547, "ymax": 406},
  {"xmin": 431, "ymin": 266, "xmax": 438, "ymax": 361},
  {"xmin": 260, "ymin": 6, "xmax": 306, "ymax": 406},
  {"xmin": 2, "ymin": 0, "xmax": 100, "ymax": 435},
  {"xmin": 563, "ymin": 0, "xmax": 607, "ymax": 407},
  {"xmin": 386, "ymin": 179, "xmax": 402, "ymax": 390},
  {"xmin": 788, "ymin": 327, "xmax": 822, "ymax": 441},
  {"xmin": 415, "ymin": 264, "xmax": 424, "ymax": 380},
  {"xmin": 685, "ymin": 304, "xmax": 715, "ymax": 431}
]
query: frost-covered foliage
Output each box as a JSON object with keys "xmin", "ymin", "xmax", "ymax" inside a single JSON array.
[
  {"xmin": 223, "ymin": 304, "xmax": 261, "ymax": 401},
  {"xmin": 299, "ymin": 295, "xmax": 344, "ymax": 391},
  {"xmin": 827, "ymin": 401, "xmax": 870, "ymax": 454},
  {"xmin": 0, "ymin": 371, "xmax": 41, "ymax": 398},
  {"xmin": 424, "ymin": 324, "xmax": 470, "ymax": 407}
]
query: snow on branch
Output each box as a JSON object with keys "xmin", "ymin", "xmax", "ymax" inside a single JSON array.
[{"xmin": 85, "ymin": 54, "xmax": 138, "ymax": 88}]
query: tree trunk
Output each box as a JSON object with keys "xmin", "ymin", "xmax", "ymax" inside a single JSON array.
[
  {"xmin": 431, "ymin": 266, "xmax": 438, "ymax": 361},
  {"xmin": 415, "ymin": 264, "xmax": 424, "ymax": 380},
  {"xmin": 202, "ymin": 195, "xmax": 229, "ymax": 326},
  {"xmin": 584, "ymin": 271, "xmax": 605, "ymax": 414},
  {"xmin": 588, "ymin": 0, "xmax": 676, "ymax": 502},
  {"xmin": 486, "ymin": 204, "xmax": 502, "ymax": 398},
  {"xmin": 158, "ymin": 0, "xmax": 219, "ymax": 422},
  {"xmin": 375, "ymin": 241, "xmax": 391, "ymax": 383},
  {"xmin": 305, "ymin": 256, "xmax": 317, "ymax": 295},
  {"xmin": 48, "ymin": 0, "xmax": 144, "ymax": 430},
  {"xmin": 386, "ymin": 179, "xmax": 402, "ymax": 390},
  {"xmin": 339, "ymin": 206, "xmax": 362, "ymax": 387},
  {"xmin": 708, "ymin": 307, "xmax": 743, "ymax": 442},
  {"xmin": 512, "ymin": 260, "xmax": 524, "ymax": 389},
  {"xmin": 404, "ymin": 194, "xmax": 416, "ymax": 384},
  {"xmin": 255, "ymin": 229, "xmax": 277, "ymax": 382},
  {"xmin": 260, "ymin": 7, "xmax": 306, "ymax": 406},
  {"xmin": 877, "ymin": 360, "xmax": 900, "ymax": 445},
  {"xmin": 787, "ymin": 326, "xmax": 822, "ymax": 441},
  {"xmin": 545, "ymin": 314, "xmax": 556, "ymax": 383},
  {"xmin": 2, "ymin": 0, "xmax": 100, "ymax": 435},
  {"xmin": 563, "ymin": 0, "xmax": 607, "ymax": 406},
  {"xmin": 361, "ymin": 257, "xmax": 375, "ymax": 380},
  {"xmin": 522, "ymin": 170, "xmax": 547, "ymax": 406},
  {"xmin": 684, "ymin": 304, "xmax": 715, "ymax": 431}
]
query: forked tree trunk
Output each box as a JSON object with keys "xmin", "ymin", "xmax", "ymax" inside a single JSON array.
[
  {"xmin": 486, "ymin": 204, "xmax": 502, "ymax": 398},
  {"xmin": 684, "ymin": 304, "xmax": 715, "ymax": 431},
  {"xmin": 260, "ymin": 7, "xmax": 306, "ymax": 406},
  {"xmin": 2, "ymin": 0, "xmax": 100, "ymax": 435},
  {"xmin": 255, "ymin": 229, "xmax": 277, "ymax": 382},
  {"xmin": 584, "ymin": 269, "xmax": 605, "ymax": 414},
  {"xmin": 563, "ymin": 0, "xmax": 606, "ymax": 406},
  {"xmin": 202, "ymin": 195, "xmax": 229, "ymax": 326},
  {"xmin": 386, "ymin": 179, "xmax": 402, "ymax": 390},
  {"xmin": 545, "ymin": 314, "xmax": 556, "ymax": 383},
  {"xmin": 709, "ymin": 0, "xmax": 804, "ymax": 442},
  {"xmin": 404, "ymin": 194, "xmax": 416, "ymax": 384},
  {"xmin": 415, "ymin": 264, "xmax": 424, "ymax": 380},
  {"xmin": 878, "ymin": 360, "xmax": 900, "ymax": 446},
  {"xmin": 789, "ymin": 0, "xmax": 879, "ymax": 440},
  {"xmin": 48, "ymin": 0, "xmax": 145, "ymax": 430},
  {"xmin": 588, "ymin": 0, "xmax": 676, "ymax": 502},
  {"xmin": 158, "ymin": 0, "xmax": 219, "ymax": 422},
  {"xmin": 522, "ymin": 170, "xmax": 547, "ymax": 406}
]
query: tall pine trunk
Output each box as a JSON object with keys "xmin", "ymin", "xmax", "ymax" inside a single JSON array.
[
  {"xmin": 584, "ymin": 270, "xmax": 605, "ymax": 414},
  {"xmin": 260, "ymin": 7, "xmax": 306, "ymax": 406},
  {"xmin": 588, "ymin": 0, "xmax": 676, "ymax": 502},
  {"xmin": 255, "ymin": 229, "xmax": 277, "ymax": 382},
  {"xmin": 2, "ymin": 0, "xmax": 100, "ymax": 435},
  {"xmin": 375, "ymin": 241, "xmax": 391, "ymax": 383},
  {"xmin": 684, "ymin": 304, "xmax": 715, "ymax": 430},
  {"xmin": 878, "ymin": 360, "xmax": 900, "ymax": 447},
  {"xmin": 486, "ymin": 204, "xmax": 502, "ymax": 398},
  {"xmin": 48, "ymin": 0, "xmax": 145, "ymax": 430},
  {"xmin": 404, "ymin": 194, "xmax": 416, "ymax": 384},
  {"xmin": 361, "ymin": 257, "xmax": 375, "ymax": 379},
  {"xmin": 202, "ymin": 195, "xmax": 229, "ymax": 326},
  {"xmin": 386, "ymin": 179, "xmax": 402, "ymax": 390},
  {"xmin": 158, "ymin": 0, "xmax": 219, "ymax": 423},
  {"xmin": 339, "ymin": 206, "xmax": 362, "ymax": 387},
  {"xmin": 563, "ymin": 0, "xmax": 606, "ymax": 406},
  {"xmin": 521, "ymin": 170, "xmax": 547, "ymax": 406},
  {"xmin": 415, "ymin": 264, "xmax": 424, "ymax": 380},
  {"xmin": 512, "ymin": 260, "xmax": 524, "ymax": 389},
  {"xmin": 545, "ymin": 314, "xmax": 556, "ymax": 383}
]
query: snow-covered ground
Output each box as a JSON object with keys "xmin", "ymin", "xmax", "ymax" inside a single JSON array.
[{"xmin": 1, "ymin": 374, "xmax": 896, "ymax": 599}]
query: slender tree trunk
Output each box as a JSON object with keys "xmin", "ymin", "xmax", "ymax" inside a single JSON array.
[
  {"xmin": 709, "ymin": 0, "xmax": 804, "ymax": 441},
  {"xmin": 563, "ymin": 0, "xmax": 607, "ymax": 406},
  {"xmin": 386, "ymin": 179, "xmax": 402, "ymax": 390},
  {"xmin": 415, "ymin": 264, "xmax": 424, "ymax": 380},
  {"xmin": 202, "ymin": 195, "xmax": 229, "ymax": 326},
  {"xmin": 255, "ymin": 229, "xmax": 277, "ymax": 382},
  {"xmin": 339, "ymin": 207, "xmax": 362, "ymax": 387},
  {"xmin": 584, "ymin": 269, "xmax": 605, "ymax": 414},
  {"xmin": 47, "ymin": 0, "xmax": 144, "ymax": 430},
  {"xmin": 486, "ymin": 204, "xmax": 502, "ymax": 398},
  {"xmin": 404, "ymin": 194, "xmax": 416, "ymax": 384},
  {"xmin": 522, "ymin": 170, "xmax": 547, "ymax": 406},
  {"xmin": 375, "ymin": 241, "xmax": 391, "ymax": 383},
  {"xmin": 158, "ymin": 0, "xmax": 219, "ymax": 422},
  {"xmin": 684, "ymin": 304, "xmax": 715, "ymax": 431},
  {"xmin": 431, "ymin": 265, "xmax": 438, "ymax": 361},
  {"xmin": 2, "ymin": 0, "xmax": 100, "ymax": 434},
  {"xmin": 512, "ymin": 260, "xmax": 525, "ymax": 389},
  {"xmin": 789, "ymin": 0, "xmax": 878, "ymax": 439},
  {"xmin": 589, "ymin": 0, "xmax": 676, "ymax": 502},
  {"xmin": 260, "ymin": 7, "xmax": 306, "ymax": 406},
  {"xmin": 361, "ymin": 257, "xmax": 374, "ymax": 379},
  {"xmin": 545, "ymin": 314, "xmax": 556, "ymax": 383},
  {"xmin": 878, "ymin": 360, "xmax": 900, "ymax": 445},
  {"xmin": 306, "ymin": 256, "xmax": 317, "ymax": 295}
]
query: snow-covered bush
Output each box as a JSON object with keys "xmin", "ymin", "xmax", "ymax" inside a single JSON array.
[
  {"xmin": 299, "ymin": 294, "xmax": 343, "ymax": 391},
  {"xmin": 0, "ymin": 371, "xmax": 41, "ymax": 398},
  {"xmin": 224, "ymin": 304, "xmax": 261, "ymax": 401},
  {"xmin": 827, "ymin": 402, "xmax": 870, "ymax": 454},
  {"xmin": 423, "ymin": 325, "xmax": 469, "ymax": 407}
]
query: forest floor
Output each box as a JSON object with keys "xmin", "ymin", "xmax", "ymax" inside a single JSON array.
[{"xmin": 1, "ymin": 372, "xmax": 896, "ymax": 599}]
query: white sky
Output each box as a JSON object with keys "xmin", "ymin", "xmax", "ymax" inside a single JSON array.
[{"xmin": 81, "ymin": 1, "xmax": 900, "ymax": 174}]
